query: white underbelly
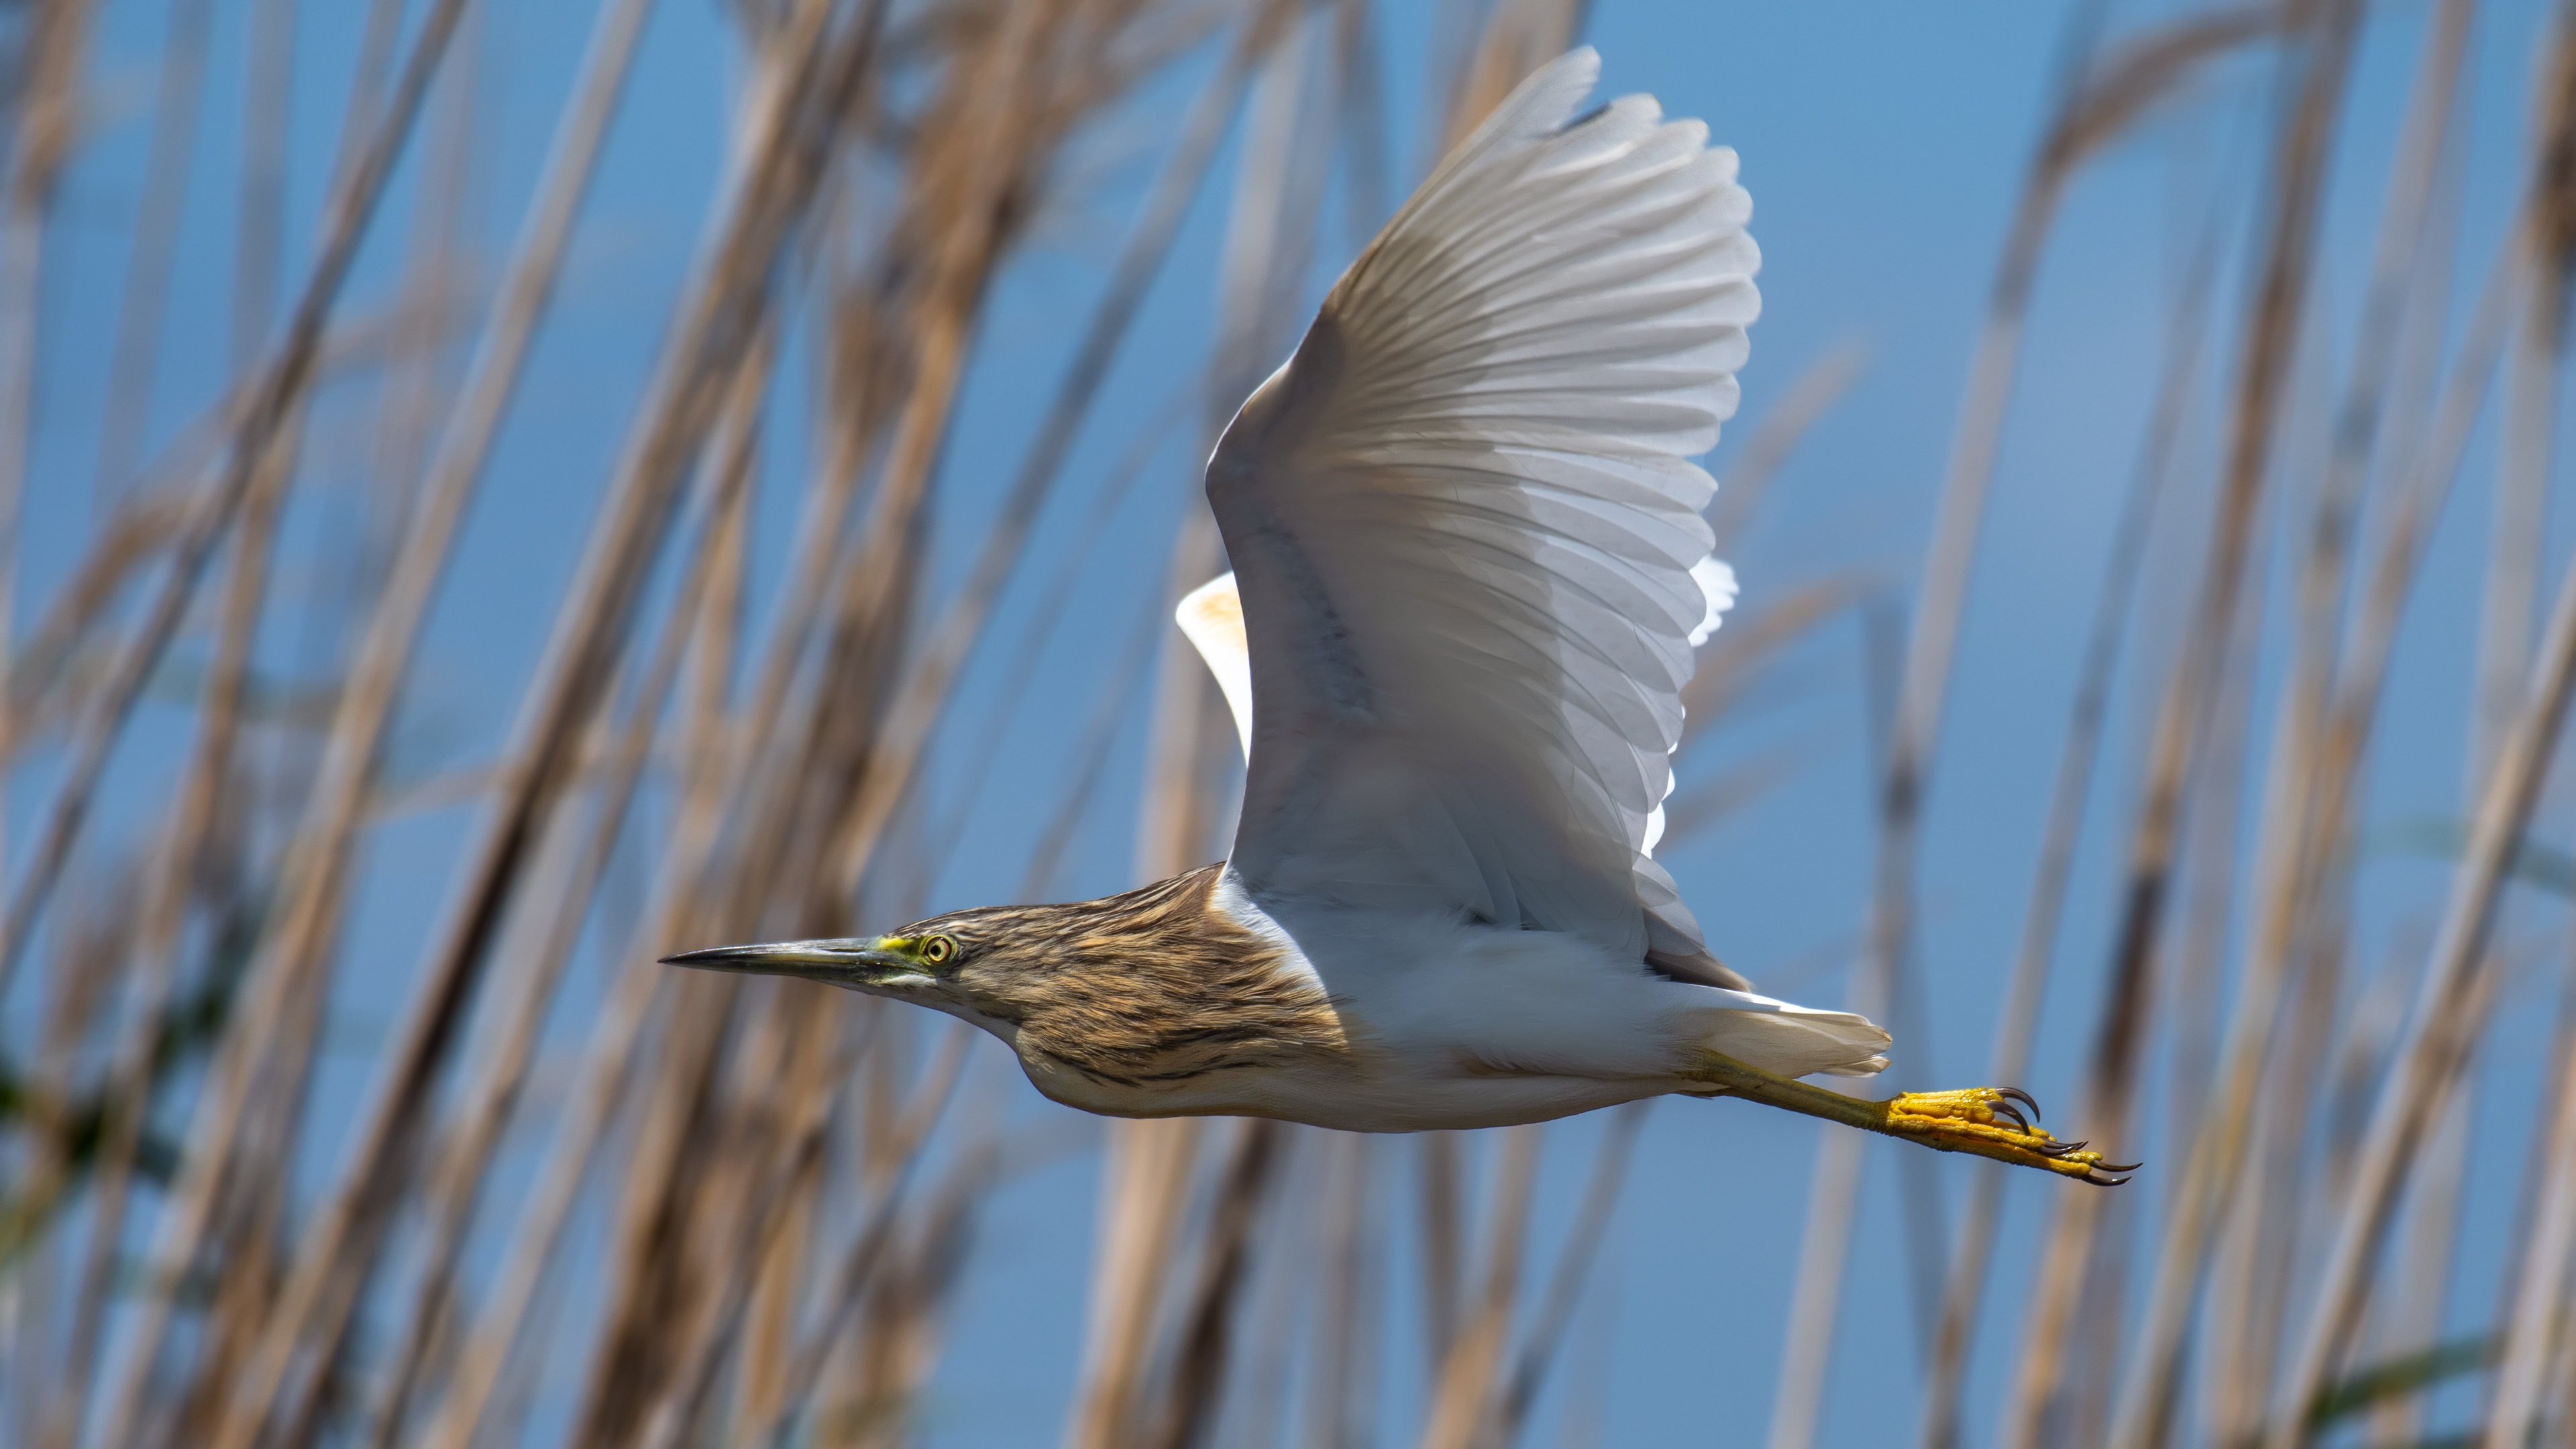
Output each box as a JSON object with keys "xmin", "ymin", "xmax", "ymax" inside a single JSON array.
[
  {"xmin": 1234, "ymin": 881, "xmax": 1891, "ymax": 1089},
  {"xmin": 1019, "ymin": 1044, "xmax": 1682, "ymax": 1132}
]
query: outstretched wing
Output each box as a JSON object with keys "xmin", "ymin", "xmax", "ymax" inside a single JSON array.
[{"xmin": 1207, "ymin": 49, "xmax": 1755, "ymax": 987}]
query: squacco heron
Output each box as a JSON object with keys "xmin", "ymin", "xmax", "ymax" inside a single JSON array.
[{"xmin": 666, "ymin": 50, "xmax": 2132, "ymax": 1187}]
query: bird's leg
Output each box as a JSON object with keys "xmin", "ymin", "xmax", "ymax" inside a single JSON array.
[{"xmin": 1684, "ymin": 1053, "xmax": 2134, "ymax": 1185}]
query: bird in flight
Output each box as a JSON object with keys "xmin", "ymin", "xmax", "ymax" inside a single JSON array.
[{"xmin": 668, "ymin": 50, "xmax": 2130, "ymax": 1185}]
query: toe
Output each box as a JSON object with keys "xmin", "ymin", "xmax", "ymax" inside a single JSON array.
[{"xmin": 1881, "ymin": 1085, "xmax": 2133, "ymax": 1186}]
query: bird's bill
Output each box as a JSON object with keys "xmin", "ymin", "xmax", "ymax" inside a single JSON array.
[{"xmin": 659, "ymin": 937, "xmax": 924, "ymax": 987}]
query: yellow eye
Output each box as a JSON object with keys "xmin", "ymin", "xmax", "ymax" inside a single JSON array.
[{"xmin": 920, "ymin": 935, "xmax": 957, "ymax": 967}]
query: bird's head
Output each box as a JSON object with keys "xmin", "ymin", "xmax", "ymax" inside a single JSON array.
[
  {"xmin": 660, "ymin": 868, "xmax": 1349, "ymax": 1111},
  {"xmin": 659, "ymin": 903, "xmax": 1057, "ymax": 1032}
]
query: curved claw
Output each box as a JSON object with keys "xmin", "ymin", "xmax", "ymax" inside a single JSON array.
[
  {"xmin": 1998, "ymin": 1086, "xmax": 2042, "ymax": 1123},
  {"xmin": 1878, "ymin": 1086, "xmax": 2135, "ymax": 1187}
]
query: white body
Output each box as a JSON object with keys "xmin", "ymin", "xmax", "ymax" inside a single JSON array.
[{"xmin": 1183, "ymin": 873, "xmax": 1881, "ymax": 1132}]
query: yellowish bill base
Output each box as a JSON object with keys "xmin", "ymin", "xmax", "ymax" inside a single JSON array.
[{"xmin": 1686, "ymin": 1053, "xmax": 2135, "ymax": 1186}]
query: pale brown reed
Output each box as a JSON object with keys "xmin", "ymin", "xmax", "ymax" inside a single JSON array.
[
  {"xmin": 88, "ymin": 0, "xmax": 214, "ymax": 513},
  {"xmin": 0, "ymin": 0, "xmax": 100, "ymax": 816},
  {"xmin": 2002, "ymin": 6, "xmax": 2361, "ymax": 1444},
  {"xmin": 2101, "ymin": 0, "xmax": 2481, "ymax": 1440},
  {"xmin": 15, "ymin": 3, "xmax": 2576, "ymax": 1449},
  {"xmin": 1069, "ymin": 7, "xmax": 1335, "ymax": 1444},
  {"xmin": 1916, "ymin": 146, "xmax": 2224, "ymax": 1449},
  {"xmin": 1778, "ymin": 12, "xmax": 2276, "ymax": 1448}
]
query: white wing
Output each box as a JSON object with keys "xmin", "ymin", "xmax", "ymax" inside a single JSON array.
[
  {"xmin": 1207, "ymin": 49, "xmax": 1755, "ymax": 990},
  {"xmin": 1176, "ymin": 572, "xmax": 1256, "ymax": 756},
  {"xmin": 1191, "ymin": 564, "xmax": 1733, "ymax": 857}
]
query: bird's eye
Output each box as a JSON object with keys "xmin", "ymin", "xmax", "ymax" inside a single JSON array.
[{"xmin": 920, "ymin": 934, "xmax": 957, "ymax": 967}]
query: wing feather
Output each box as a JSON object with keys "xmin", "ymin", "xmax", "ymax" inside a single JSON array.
[{"xmin": 1208, "ymin": 49, "xmax": 1753, "ymax": 991}]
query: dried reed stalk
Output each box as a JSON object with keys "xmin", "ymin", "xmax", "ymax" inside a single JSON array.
[
  {"xmin": 2098, "ymin": 2, "xmax": 2476, "ymax": 1440},
  {"xmin": 211, "ymin": 4, "xmax": 885, "ymax": 1440},
  {"xmin": 2120, "ymin": 455, "xmax": 2271, "ymax": 1449},
  {"xmin": 1330, "ymin": 0, "xmax": 1387, "ymax": 252},
  {"xmin": 1072, "ymin": 495, "xmax": 1234, "ymax": 1439},
  {"xmin": 2478, "ymin": 2, "xmax": 2576, "ymax": 787},
  {"xmin": 1417, "ymin": 1132, "xmax": 1468, "ymax": 1392},
  {"xmin": 1494, "ymin": 1101, "xmax": 1652, "ymax": 1443},
  {"xmin": 1429, "ymin": 0, "xmax": 1576, "ymax": 162},
  {"xmin": 422, "ymin": 0, "xmax": 1244, "ymax": 1433},
  {"xmin": 632, "ymin": 1032, "xmax": 843, "ymax": 1449},
  {"xmin": 1020, "ymin": 592, "xmax": 1182, "ymax": 899},
  {"xmin": 388, "ymin": 8, "xmax": 901, "ymax": 1446},
  {"xmin": 642, "ymin": 1015, "xmax": 972, "ymax": 1449},
  {"xmin": 74, "ymin": 6, "xmax": 477, "ymax": 1439},
  {"xmin": 1915, "ymin": 184, "xmax": 2218, "ymax": 1449},
  {"xmin": 44, "ymin": 131, "xmax": 431, "ymax": 1424},
  {"xmin": 822, "ymin": 0, "xmax": 1295, "ymax": 900},
  {"xmin": 2261, "ymin": 364, "xmax": 2576, "ymax": 1449},
  {"xmin": 415, "ymin": 756, "xmax": 714, "ymax": 1449},
  {"xmin": 1216, "ymin": 1150, "xmax": 1311, "ymax": 1449},
  {"xmin": 2487, "ymin": 965, "xmax": 2576, "ymax": 1446},
  {"xmin": 8, "ymin": 871, "xmax": 133, "ymax": 1442},
  {"xmin": 672, "ymin": 48, "xmax": 1226, "ymax": 1434},
  {"xmin": 170, "ymin": 1, "xmax": 659, "ymax": 1436},
  {"xmin": 2246, "ymin": 8, "xmax": 2576, "ymax": 1444},
  {"xmin": 1071, "ymin": 11, "xmax": 1330, "ymax": 1442},
  {"xmin": 1779, "ymin": 12, "xmax": 2272, "ymax": 1444},
  {"xmin": 762, "ymin": 0, "xmax": 1107, "ymax": 932},
  {"xmin": 2473, "ymin": 31, "xmax": 2576, "ymax": 1442},
  {"xmin": 0, "ymin": 0, "xmax": 459, "ymax": 1004},
  {"xmin": 2002, "ymin": 7, "xmax": 2359, "ymax": 1442},
  {"xmin": 1153, "ymin": 1118, "xmax": 1287, "ymax": 1449},
  {"xmin": 231, "ymin": 0, "xmax": 299, "ymax": 367},
  {"xmin": 1309, "ymin": 1130, "xmax": 1381, "ymax": 1449},
  {"xmin": 368, "ymin": 286, "xmax": 757, "ymax": 1449},
  {"xmin": 2269, "ymin": 224, "xmax": 2524, "ymax": 1439},
  {"xmin": 926, "ymin": 383, "xmax": 1192, "ymax": 873},
  {"xmin": 347, "ymin": 17, "xmax": 485, "ymax": 630},
  {"xmin": 1705, "ymin": 343, "xmax": 1867, "ymax": 559},
  {"xmin": 2200, "ymin": 871, "xmax": 2337, "ymax": 1445},
  {"xmin": 89, "ymin": 0, "xmax": 214, "ymax": 509},
  {"xmin": 1774, "ymin": 596, "xmax": 1908, "ymax": 1449},
  {"xmin": 157, "ymin": 367, "xmax": 310, "ymax": 1449},
  {"xmin": 565, "ymin": 0, "xmax": 1101, "ymax": 1420},
  {"xmin": 0, "ymin": 0, "xmax": 98, "ymax": 940},
  {"xmin": 819, "ymin": 1095, "xmax": 1018, "ymax": 1449},
  {"xmin": 1418, "ymin": 1122, "xmax": 1540, "ymax": 1449},
  {"xmin": 1073, "ymin": 1111, "xmax": 1214, "ymax": 1449}
]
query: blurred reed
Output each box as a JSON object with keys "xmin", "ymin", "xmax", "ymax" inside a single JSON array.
[{"xmin": 0, "ymin": 0, "xmax": 2573, "ymax": 1446}]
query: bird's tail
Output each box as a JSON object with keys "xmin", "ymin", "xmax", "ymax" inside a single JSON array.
[{"xmin": 1690, "ymin": 989, "xmax": 1892, "ymax": 1079}]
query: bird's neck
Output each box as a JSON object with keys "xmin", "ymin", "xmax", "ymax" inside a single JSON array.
[{"xmin": 1006, "ymin": 864, "xmax": 1354, "ymax": 1102}]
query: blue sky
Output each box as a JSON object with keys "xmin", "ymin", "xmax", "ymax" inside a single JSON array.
[{"xmin": 25, "ymin": 0, "xmax": 2574, "ymax": 1442}]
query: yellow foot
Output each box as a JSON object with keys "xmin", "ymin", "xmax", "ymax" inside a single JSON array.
[
  {"xmin": 1879, "ymin": 1087, "xmax": 2133, "ymax": 1185},
  {"xmin": 1684, "ymin": 1055, "xmax": 2135, "ymax": 1186}
]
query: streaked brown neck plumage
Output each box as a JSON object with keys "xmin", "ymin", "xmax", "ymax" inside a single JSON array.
[{"xmin": 924, "ymin": 864, "xmax": 1349, "ymax": 1100}]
